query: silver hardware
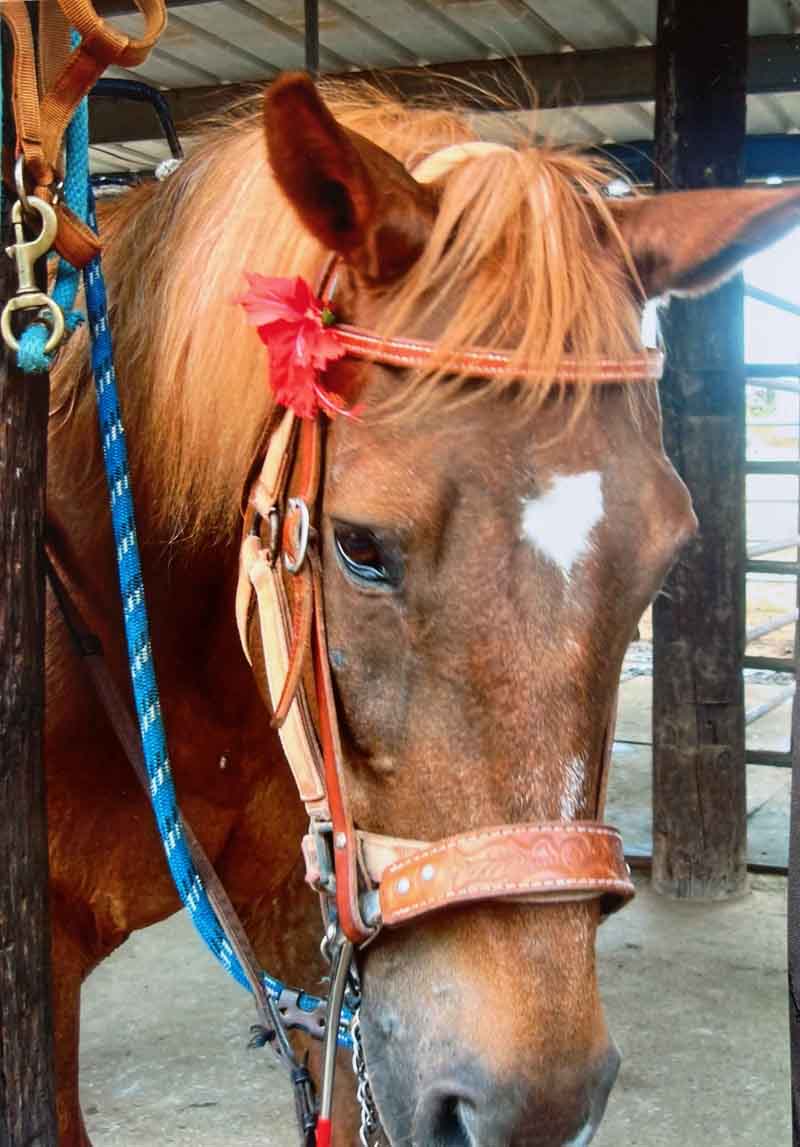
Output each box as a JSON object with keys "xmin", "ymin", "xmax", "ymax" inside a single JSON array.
[
  {"xmin": 14, "ymin": 157, "xmax": 31, "ymax": 213},
  {"xmin": 275, "ymin": 986, "xmax": 328, "ymax": 1037},
  {"xmin": 359, "ymin": 890, "xmax": 382, "ymax": 929},
  {"xmin": 1, "ymin": 197, "xmax": 65, "ymax": 356},
  {"xmin": 396, "ymin": 877, "xmax": 411, "ymax": 895},
  {"xmin": 421, "ymin": 863, "xmax": 436, "ymax": 882},
  {"xmin": 311, "ymin": 821, "xmax": 337, "ymax": 895},
  {"xmin": 334, "ymin": 831, "xmax": 347, "ymax": 850},
  {"xmin": 319, "ymin": 938, "xmax": 354, "ymax": 1128},
  {"xmin": 352, "ymin": 1010, "xmax": 380, "ymax": 1147},
  {"xmin": 12, "ymin": 157, "xmax": 60, "ymax": 214},
  {"xmin": 283, "ymin": 497, "xmax": 310, "ymax": 573}
]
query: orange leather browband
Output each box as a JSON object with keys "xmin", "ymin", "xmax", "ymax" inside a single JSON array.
[{"xmin": 333, "ymin": 324, "xmax": 665, "ymax": 384}]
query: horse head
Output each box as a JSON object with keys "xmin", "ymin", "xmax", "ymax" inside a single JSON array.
[{"xmin": 250, "ymin": 73, "xmax": 800, "ymax": 1147}]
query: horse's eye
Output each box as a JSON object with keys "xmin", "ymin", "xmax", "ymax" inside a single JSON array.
[{"xmin": 334, "ymin": 523, "xmax": 402, "ymax": 589}]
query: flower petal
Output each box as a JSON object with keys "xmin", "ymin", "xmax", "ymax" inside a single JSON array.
[{"xmin": 238, "ymin": 273, "xmax": 351, "ymax": 420}]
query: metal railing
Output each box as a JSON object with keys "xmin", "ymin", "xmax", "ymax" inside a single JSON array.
[{"xmin": 742, "ymin": 282, "xmax": 800, "ymax": 766}]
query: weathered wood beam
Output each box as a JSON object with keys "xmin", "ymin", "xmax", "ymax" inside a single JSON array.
[
  {"xmin": 651, "ymin": 0, "xmax": 748, "ymax": 900},
  {"xmin": 0, "ymin": 23, "xmax": 59, "ymax": 1147},
  {"xmin": 791, "ymin": 490, "xmax": 800, "ymax": 1146},
  {"xmin": 87, "ymin": 34, "xmax": 800, "ymax": 146}
]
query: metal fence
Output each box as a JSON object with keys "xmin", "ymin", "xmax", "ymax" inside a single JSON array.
[{"xmin": 743, "ymin": 283, "xmax": 800, "ymax": 768}]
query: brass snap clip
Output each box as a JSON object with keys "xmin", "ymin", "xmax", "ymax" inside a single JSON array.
[{"xmin": 1, "ymin": 197, "xmax": 65, "ymax": 356}]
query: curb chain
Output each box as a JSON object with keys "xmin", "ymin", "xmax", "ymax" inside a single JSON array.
[{"xmin": 351, "ymin": 1010, "xmax": 380, "ymax": 1147}]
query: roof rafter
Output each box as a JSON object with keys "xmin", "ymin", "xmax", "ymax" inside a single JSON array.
[{"xmin": 88, "ymin": 35, "xmax": 800, "ymax": 146}]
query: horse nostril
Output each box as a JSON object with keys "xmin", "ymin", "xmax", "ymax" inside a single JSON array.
[
  {"xmin": 432, "ymin": 1095, "xmax": 474, "ymax": 1147},
  {"xmin": 418, "ymin": 1088, "xmax": 477, "ymax": 1147}
]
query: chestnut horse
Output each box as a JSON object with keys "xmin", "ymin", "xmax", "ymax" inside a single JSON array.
[{"xmin": 46, "ymin": 73, "xmax": 800, "ymax": 1146}]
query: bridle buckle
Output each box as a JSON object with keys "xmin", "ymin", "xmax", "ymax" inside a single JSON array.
[{"xmin": 283, "ymin": 497, "xmax": 311, "ymax": 573}]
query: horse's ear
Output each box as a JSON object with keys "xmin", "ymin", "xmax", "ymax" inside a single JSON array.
[
  {"xmin": 611, "ymin": 186, "xmax": 800, "ymax": 298},
  {"xmin": 264, "ymin": 72, "xmax": 435, "ymax": 283}
]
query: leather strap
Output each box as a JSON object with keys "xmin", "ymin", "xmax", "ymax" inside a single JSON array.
[
  {"xmin": 237, "ymin": 411, "xmax": 329, "ymax": 815},
  {"xmin": 43, "ymin": 547, "xmax": 275, "ymax": 1030},
  {"xmin": 333, "ymin": 325, "xmax": 664, "ymax": 384},
  {"xmin": 312, "ymin": 256, "xmax": 664, "ymax": 387},
  {"xmin": 378, "ymin": 823, "xmax": 633, "ymax": 926},
  {"xmin": 245, "ymin": 543, "xmax": 327, "ymax": 811},
  {"xmin": 310, "ymin": 549, "xmax": 374, "ymax": 943}
]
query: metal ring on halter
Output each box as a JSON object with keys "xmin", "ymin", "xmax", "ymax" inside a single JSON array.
[
  {"xmin": 0, "ymin": 300, "xmax": 65, "ymax": 355},
  {"xmin": 284, "ymin": 497, "xmax": 311, "ymax": 573},
  {"xmin": 14, "ymin": 156, "xmax": 62, "ymax": 213},
  {"xmin": 14, "ymin": 156, "xmax": 33, "ymax": 213}
]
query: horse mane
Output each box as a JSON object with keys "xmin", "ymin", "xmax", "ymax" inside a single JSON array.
[{"xmin": 51, "ymin": 81, "xmax": 644, "ymax": 547}]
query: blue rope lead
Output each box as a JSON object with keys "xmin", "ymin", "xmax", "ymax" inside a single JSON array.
[
  {"xmin": 82, "ymin": 190, "xmax": 351, "ymax": 1047},
  {"xmin": 83, "ymin": 199, "xmax": 252, "ymax": 990}
]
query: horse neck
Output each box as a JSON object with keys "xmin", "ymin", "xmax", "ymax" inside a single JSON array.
[{"xmin": 48, "ymin": 351, "xmax": 243, "ymax": 687}]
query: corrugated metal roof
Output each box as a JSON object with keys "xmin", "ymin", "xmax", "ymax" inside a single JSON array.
[{"xmin": 90, "ymin": 0, "xmax": 800, "ymax": 171}]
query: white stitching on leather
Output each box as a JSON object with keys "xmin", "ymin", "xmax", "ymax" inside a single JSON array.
[
  {"xmin": 383, "ymin": 823, "xmax": 622, "ymax": 877},
  {"xmin": 335, "ymin": 327, "xmax": 664, "ymax": 382},
  {"xmin": 385, "ymin": 876, "xmax": 634, "ymax": 921}
]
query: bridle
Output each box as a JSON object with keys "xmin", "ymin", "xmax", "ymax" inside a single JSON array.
[
  {"xmin": 236, "ymin": 404, "xmax": 646, "ymax": 943},
  {"xmin": 235, "ymin": 252, "xmax": 662, "ymax": 1141}
]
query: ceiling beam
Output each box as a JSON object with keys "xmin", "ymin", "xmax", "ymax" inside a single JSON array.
[
  {"xmin": 603, "ymin": 134, "xmax": 800, "ymax": 183},
  {"xmin": 88, "ymin": 34, "xmax": 800, "ymax": 146}
]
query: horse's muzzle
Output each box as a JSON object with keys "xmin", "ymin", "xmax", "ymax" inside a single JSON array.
[{"xmin": 407, "ymin": 1045, "xmax": 620, "ymax": 1147}]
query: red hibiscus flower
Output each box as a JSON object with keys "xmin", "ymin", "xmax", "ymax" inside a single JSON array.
[{"xmin": 237, "ymin": 273, "xmax": 349, "ymax": 420}]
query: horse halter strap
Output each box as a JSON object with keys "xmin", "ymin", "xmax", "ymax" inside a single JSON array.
[{"xmin": 237, "ymin": 406, "xmax": 635, "ymax": 947}]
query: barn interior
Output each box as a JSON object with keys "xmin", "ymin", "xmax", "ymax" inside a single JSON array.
[{"xmin": 4, "ymin": 1, "xmax": 798, "ymax": 1144}]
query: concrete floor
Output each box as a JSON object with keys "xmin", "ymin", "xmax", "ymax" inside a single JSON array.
[{"xmin": 81, "ymin": 873, "xmax": 790, "ymax": 1146}]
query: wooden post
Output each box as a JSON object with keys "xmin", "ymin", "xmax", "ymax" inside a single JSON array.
[
  {"xmin": 790, "ymin": 639, "xmax": 800, "ymax": 1143},
  {"xmin": 651, "ymin": 0, "xmax": 749, "ymax": 899},
  {"xmin": 304, "ymin": 0, "xmax": 319, "ymax": 77},
  {"xmin": 0, "ymin": 23, "xmax": 59, "ymax": 1147}
]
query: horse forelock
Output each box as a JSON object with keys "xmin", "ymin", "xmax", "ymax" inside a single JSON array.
[{"xmin": 50, "ymin": 81, "xmax": 646, "ymax": 548}]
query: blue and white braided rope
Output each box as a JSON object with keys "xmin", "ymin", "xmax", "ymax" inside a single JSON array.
[
  {"xmin": 83, "ymin": 210, "xmax": 249, "ymax": 987},
  {"xmin": 83, "ymin": 191, "xmax": 352, "ymax": 1045}
]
